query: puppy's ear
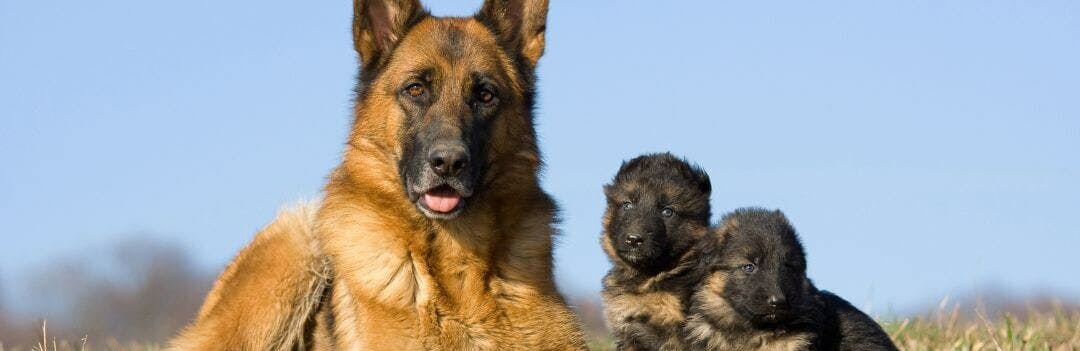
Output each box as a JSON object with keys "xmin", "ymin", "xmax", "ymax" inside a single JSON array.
[
  {"xmin": 477, "ymin": 0, "xmax": 549, "ymax": 66},
  {"xmin": 602, "ymin": 184, "xmax": 614, "ymax": 199},
  {"xmin": 715, "ymin": 218, "xmax": 739, "ymax": 239},
  {"xmin": 772, "ymin": 209, "xmax": 790, "ymax": 224},
  {"xmin": 692, "ymin": 167, "xmax": 712, "ymax": 195},
  {"xmin": 353, "ymin": 0, "xmax": 427, "ymax": 70},
  {"xmin": 696, "ymin": 229, "xmax": 727, "ymax": 267}
]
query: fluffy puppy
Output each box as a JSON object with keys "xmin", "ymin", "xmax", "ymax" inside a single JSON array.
[
  {"xmin": 683, "ymin": 208, "xmax": 898, "ymax": 351},
  {"xmin": 600, "ymin": 153, "xmax": 713, "ymax": 351}
]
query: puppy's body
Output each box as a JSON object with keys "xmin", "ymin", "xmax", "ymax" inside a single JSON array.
[
  {"xmin": 169, "ymin": 0, "xmax": 589, "ymax": 349},
  {"xmin": 602, "ymin": 260, "xmax": 703, "ymax": 351},
  {"xmin": 600, "ymin": 154, "xmax": 712, "ymax": 351},
  {"xmin": 683, "ymin": 208, "xmax": 897, "ymax": 351}
]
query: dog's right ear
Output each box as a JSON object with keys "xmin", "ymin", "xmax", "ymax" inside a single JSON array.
[{"xmin": 353, "ymin": 0, "xmax": 427, "ymax": 70}]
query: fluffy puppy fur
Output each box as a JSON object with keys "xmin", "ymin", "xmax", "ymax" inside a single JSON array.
[
  {"xmin": 682, "ymin": 208, "xmax": 898, "ymax": 351},
  {"xmin": 600, "ymin": 153, "xmax": 712, "ymax": 351}
]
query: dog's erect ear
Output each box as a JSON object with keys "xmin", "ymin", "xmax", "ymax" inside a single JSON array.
[
  {"xmin": 353, "ymin": 0, "xmax": 427, "ymax": 69},
  {"xmin": 477, "ymin": 0, "xmax": 549, "ymax": 66},
  {"xmin": 691, "ymin": 167, "xmax": 711, "ymax": 195}
]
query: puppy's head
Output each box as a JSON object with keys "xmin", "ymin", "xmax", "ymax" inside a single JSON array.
[
  {"xmin": 698, "ymin": 208, "xmax": 810, "ymax": 326},
  {"xmin": 602, "ymin": 153, "xmax": 711, "ymax": 273}
]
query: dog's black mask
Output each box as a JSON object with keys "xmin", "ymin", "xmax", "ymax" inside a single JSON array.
[
  {"xmin": 603, "ymin": 153, "xmax": 711, "ymax": 273},
  {"xmin": 711, "ymin": 208, "xmax": 810, "ymax": 326}
]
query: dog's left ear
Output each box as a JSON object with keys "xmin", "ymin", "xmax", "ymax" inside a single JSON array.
[
  {"xmin": 692, "ymin": 167, "xmax": 712, "ymax": 195},
  {"xmin": 477, "ymin": 0, "xmax": 549, "ymax": 66}
]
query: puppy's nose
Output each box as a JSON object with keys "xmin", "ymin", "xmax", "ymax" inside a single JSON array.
[
  {"xmin": 625, "ymin": 234, "xmax": 645, "ymax": 246},
  {"xmin": 767, "ymin": 295, "xmax": 788, "ymax": 308},
  {"xmin": 428, "ymin": 146, "xmax": 469, "ymax": 177}
]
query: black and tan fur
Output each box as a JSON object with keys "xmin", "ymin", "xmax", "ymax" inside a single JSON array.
[
  {"xmin": 168, "ymin": 0, "xmax": 588, "ymax": 349},
  {"xmin": 682, "ymin": 208, "xmax": 897, "ymax": 351},
  {"xmin": 600, "ymin": 153, "xmax": 712, "ymax": 351}
]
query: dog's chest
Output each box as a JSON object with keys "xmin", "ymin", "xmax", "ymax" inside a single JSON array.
[
  {"xmin": 604, "ymin": 290, "xmax": 685, "ymax": 328},
  {"xmin": 602, "ymin": 287, "xmax": 686, "ymax": 350},
  {"xmin": 683, "ymin": 315, "xmax": 811, "ymax": 351},
  {"xmin": 412, "ymin": 236, "xmax": 548, "ymax": 349}
]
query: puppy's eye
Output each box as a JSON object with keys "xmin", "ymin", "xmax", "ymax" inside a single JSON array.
[
  {"xmin": 404, "ymin": 83, "xmax": 425, "ymax": 97},
  {"xmin": 477, "ymin": 88, "xmax": 495, "ymax": 103},
  {"xmin": 621, "ymin": 202, "xmax": 633, "ymax": 210},
  {"xmin": 741, "ymin": 264, "xmax": 756, "ymax": 274},
  {"xmin": 661, "ymin": 207, "xmax": 674, "ymax": 217}
]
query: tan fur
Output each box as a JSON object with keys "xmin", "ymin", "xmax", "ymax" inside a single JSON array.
[
  {"xmin": 683, "ymin": 273, "xmax": 812, "ymax": 351},
  {"xmin": 601, "ymin": 212, "xmax": 689, "ymax": 328},
  {"xmin": 169, "ymin": 1, "xmax": 586, "ymax": 349},
  {"xmin": 600, "ymin": 207, "xmax": 706, "ymax": 351},
  {"xmin": 310, "ymin": 16, "xmax": 585, "ymax": 350},
  {"xmin": 167, "ymin": 203, "xmax": 330, "ymax": 350},
  {"xmin": 602, "ymin": 289, "xmax": 685, "ymax": 351}
]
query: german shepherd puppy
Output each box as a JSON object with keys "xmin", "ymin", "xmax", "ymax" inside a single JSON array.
[
  {"xmin": 168, "ymin": 0, "xmax": 588, "ymax": 349},
  {"xmin": 600, "ymin": 153, "xmax": 713, "ymax": 351},
  {"xmin": 682, "ymin": 208, "xmax": 897, "ymax": 351}
]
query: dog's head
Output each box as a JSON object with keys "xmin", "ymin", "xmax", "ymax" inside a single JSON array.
[
  {"xmin": 350, "ymin": 0, "xmax": 549, "ymax": 219},
  {"xmin": 602, "ymin": 153, "xmax": 712, "ymax": 273},
  {"xmin": 698, "ymin": 208, "xmax": 810, "ymax": 326}
]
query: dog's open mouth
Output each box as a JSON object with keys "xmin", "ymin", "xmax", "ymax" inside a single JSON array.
[
  {"xmin": 423, "ymin": 185, "xmax": 462, "ymax": 213},
  {"xmin": 415, "ymin": 184, "xmax": 468, "ymax": 219}
]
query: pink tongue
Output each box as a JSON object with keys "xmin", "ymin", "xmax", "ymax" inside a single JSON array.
[{"xmin": 423, "ymin": 189, "xmax": 461, "ymax": 213}]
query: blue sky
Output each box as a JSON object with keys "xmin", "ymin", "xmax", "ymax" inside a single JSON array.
[{"xmin": 2, "ymin": 0, "xmax": 1078, "ymax": 316}]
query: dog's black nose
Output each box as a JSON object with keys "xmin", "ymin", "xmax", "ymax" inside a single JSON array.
[
  {"xmin": 625, "ymin": 234, "xmax": 645, "ymax": 246},
  {"xmin": 767, "ymin": 295, "xmax": 788, "ymax": 308},
  {"xmin": 428, "ymin": 147, "xmax": 469, "ymax": 177}
]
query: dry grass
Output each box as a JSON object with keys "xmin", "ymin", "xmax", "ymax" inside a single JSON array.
[
  {"xmin": 884, "ymin": 301, "xmax": 1080, "ymax": 351},
  {"xmin": 3, "ymin": 303, "xmax": 1078, "ymax": 350},
  {"xmin": 0, "ymin": 321, "xmax": 158, "ymax": 351},
  {"xmin": 586, "ymin": 302, "xmax": 1080, "ymax": 351}
]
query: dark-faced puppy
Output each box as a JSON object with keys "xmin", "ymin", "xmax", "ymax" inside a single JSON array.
[
  {"xmin": 600, "ymin": 153, "xmax": 712, "ymax": 351},
  {"xmin": 683, "ymin": 208, "xmax": 897, "ymax": 351}
]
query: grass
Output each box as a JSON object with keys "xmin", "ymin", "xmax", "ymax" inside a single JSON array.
[
  {"xmin": 586, "ymin": 302, "xmax": 1080, "ymax": 351},
  {"xmin": 4, "ymin": 304, "xmax": 1079, "ymax": 350},
  {"xmin": 883, "ymin": 303, "xmax": 1080, "ymax": 350}
]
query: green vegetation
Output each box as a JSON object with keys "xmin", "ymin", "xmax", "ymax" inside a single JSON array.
[
  {"xmin": 585, "ymin": 304, "xmax": 1080, "ymax": 351},
  {"xmin": 3, "ymin": 304, "xmax": 1078, "ymax": 350},
  {"xmin": 884, "ymin": 306, "xmax": 1080, "ymax": 350}
]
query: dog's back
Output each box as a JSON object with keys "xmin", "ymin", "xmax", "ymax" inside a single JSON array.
[
  {"xmin": 167, "ymin": 203, "xmax": 329, "ymax": 350},
  {"xmin": 817, "ymin": 291, "xmax": 898, "ymax": 351}
]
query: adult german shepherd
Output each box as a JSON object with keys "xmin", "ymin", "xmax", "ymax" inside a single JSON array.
[{"xmin": 168, "ymin": 0, "xmax": 588, "ymax": 349}]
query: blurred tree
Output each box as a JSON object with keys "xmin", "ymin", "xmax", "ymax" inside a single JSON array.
[{"xmin": 4, "ymin": 237, "xmax": 213, "ymax": 347}]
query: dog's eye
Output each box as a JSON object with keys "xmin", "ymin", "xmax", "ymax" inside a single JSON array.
[
  {"xmin": 477, "ymin": 88, "xmax": 495, "ymax": 103},
  {"xmin": 741, "ymin": 264, "xmax": 756, "ymax": 274},
  {"xmin": 621, "ymin": 201, "xmax": 633, "ymax": 210},
  {"xmin": 404, "ymin": 83, "xmax": 425, "ymax": 97},
  {"xmin": 661, "ymin": 207, "xmax": 674, "ymax": 217}
]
